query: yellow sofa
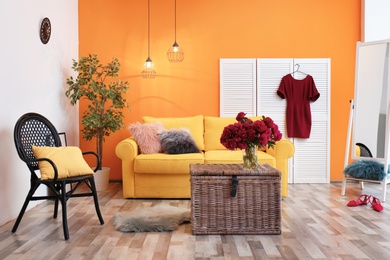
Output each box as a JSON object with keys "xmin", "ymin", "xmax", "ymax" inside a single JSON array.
[{"xmin": 115, "ymin": 115, "xmax": 295, "ymax": 199}]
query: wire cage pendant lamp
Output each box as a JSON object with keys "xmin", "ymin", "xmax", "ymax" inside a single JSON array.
[
  {"xmin": 167, "ymin": 0, "xmax": 184, "ymax": 62},
  {"xmin": 142, "ymin": 0, "xmax": 156, "ymax": 78}
]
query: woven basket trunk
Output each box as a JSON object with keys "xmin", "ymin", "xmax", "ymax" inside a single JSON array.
[{"xmin": 190, "ymin": 164, "xmax": 281, "ymax": 235}]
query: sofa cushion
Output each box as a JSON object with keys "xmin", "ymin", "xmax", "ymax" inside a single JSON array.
[
  {"xmin": 128, "ymin": 122, "xmax": 165, "ymax": 154},
  {"xmin": 159, "ymin": 128, "xmax": 201, "ymax": 154},
  {"xmin": 204, "ymin": 150, "xmax": 276, "ymax": 167},
  {"xmin": 134, "ymin": 174, "xmax": 191, "ymax": 198},
  {"xmin": 135, "ymin": 153, "xmax": 204, "ymax": 174},
  {"xmin": 204, "ymin": 116, "xmax": 265, "ymax": 151},
  {"xmin": 204, "ymin": 117, "xmax": 237, "ymax": 150},
  {"xmin": 143, "ymin": 115, "xmax": 204, "ymax": 150}
]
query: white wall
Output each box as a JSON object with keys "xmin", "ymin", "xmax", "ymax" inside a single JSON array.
[
  {"xmin": 363, "ymin": 0, "xmax": 390, "ymax": 41},
  {"xmin": 0, "ymin": 0, "xmax": 79, "ymax": 226}
]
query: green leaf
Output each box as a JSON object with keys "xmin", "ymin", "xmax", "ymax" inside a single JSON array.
[{"xmin": 65, "ymin": 53, "xmax": 130, "ymax": 165}]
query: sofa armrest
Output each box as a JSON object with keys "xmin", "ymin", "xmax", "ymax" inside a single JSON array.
[
  {"xmin": 265, "ymin": 138, "xmax": 295, "ymax": 197},
  {"xmin": 115, "ymin": 137, "xmax": 139, "ymax": 198},
  {"xmin": 265, "ymin": 138, "xmax": 295, "ymax": 159}
]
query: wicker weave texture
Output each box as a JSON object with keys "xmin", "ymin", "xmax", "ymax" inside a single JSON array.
[
  {"xmin": 190, "ymin": 163, "xmax": 280, "ymax": 176},
  {"xmin": 190, "ymin": 164, "xmax": 281, "ymax": 235}
]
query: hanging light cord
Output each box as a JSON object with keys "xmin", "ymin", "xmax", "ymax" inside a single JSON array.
[
  {"xmin": 174, "ymin": 0, "xmax": 177, "ymax": 43},
  {"xmin": 148, "ymin": 0, "xmax": 151, "ymax": 58}
]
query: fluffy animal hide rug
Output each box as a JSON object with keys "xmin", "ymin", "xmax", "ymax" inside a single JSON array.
[{"xmin": 112, "ymin": 204, "xmax": 191, "ymax": 232}]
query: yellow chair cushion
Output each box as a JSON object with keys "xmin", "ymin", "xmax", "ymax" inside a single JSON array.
[
  {"xmin": 204, "ymin": 116, "xmax": 265, "ymax": 151},
  {"xmin": 143, "ymin": 115, "xmax": 204, "ymax": 150},
  {"xmin": 32, "ymin": 146, "xmax": 93, "ymax": 180},
  {"xmin": 204, "ymin": 150, "xmax": 276, "ymax": 167},
  {"xmin": 134, "ymin": 153, "xmax": 204, "ymax": 174}
]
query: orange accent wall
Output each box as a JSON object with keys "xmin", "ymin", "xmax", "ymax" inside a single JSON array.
[{"xmin": 79, "ymin": 0, "xmax": 361, "ymax": 181}]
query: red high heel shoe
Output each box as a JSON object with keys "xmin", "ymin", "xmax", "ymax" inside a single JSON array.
[
  {"xmin": 370, "ymin": 197, "xmax": 384, "ymax": 212},
  {"xmin": 347, "ymin": 194, "xmax": 371, "ymax": 207}
]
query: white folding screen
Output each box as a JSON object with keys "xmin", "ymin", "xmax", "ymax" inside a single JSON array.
[{"xmin": 220, "ymin": 58, "xmax": 330, "ymax": 184}]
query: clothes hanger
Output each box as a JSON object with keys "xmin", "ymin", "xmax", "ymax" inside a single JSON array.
[{"xmin": 290, "ymin": 64, "xmax": 308, "ymax": 76}]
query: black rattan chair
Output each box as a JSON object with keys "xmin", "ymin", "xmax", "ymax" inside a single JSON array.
[
  {"xmin": 356, "ymin": 142, "xmax": 373, "ymax": 157},
  {"xmin": 12, "ymin": 112, "xmax": 104, "ymax": 240}
]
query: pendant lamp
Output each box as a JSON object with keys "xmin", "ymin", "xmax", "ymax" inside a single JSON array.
[
  {"xmin": 167, "ymin": 0, "xmax": 184, "ymax": 62},
  {"xmin": 142, "ymin": 0, "xmax": 156, "ymax": 78}
]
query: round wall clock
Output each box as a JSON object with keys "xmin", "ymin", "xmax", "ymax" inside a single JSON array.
[{"xmin": 40, "ymin": 17, "xmax": 51, "ymax": 44}]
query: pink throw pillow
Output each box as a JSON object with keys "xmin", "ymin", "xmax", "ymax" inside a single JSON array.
[{"xmin": 128, "ymin": 122, "xmax": 165, "ymax": 154}]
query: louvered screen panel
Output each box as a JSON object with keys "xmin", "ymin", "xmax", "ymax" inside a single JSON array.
[
  {"xmin": 292, "ymin": 59, "xmax": 330, "ymax": 183},
  {"xmin": 257, "ymin": 58, "xmax": 330, "ymax": 184},
  {"xmin": 293, "ymin": 119, "xmax": 328, "ymax": 182},
  {"xmin": 294, "ymin": 59, "xmax": 330, "ymax": 117},
  {"xmin": 257, "ymin": 59, "xmax": 294, "ymax": 183},
  {"xmin": 220, "ymin": 59, "xmax": 257, "ymax": 117},
  {"xmin": 293, "ymin": 139, "xmax": 328, "ymax": 183},
  {"xmin": 220, "ymin": 58, "xmax": 330, "ymax": 184},
  {"xmin": 257, "ymin": 58, "xmax": 293, "ymax": 137}
]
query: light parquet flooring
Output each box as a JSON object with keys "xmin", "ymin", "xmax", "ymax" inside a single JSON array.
[{"xmin": 1, "ymin": 181, "xmax": 390, "ymax": 260}]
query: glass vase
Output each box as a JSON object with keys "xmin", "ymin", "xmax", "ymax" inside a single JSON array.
[{"xmin": 242, "ymin": 144, "xmax": 259, "ymax": 169}]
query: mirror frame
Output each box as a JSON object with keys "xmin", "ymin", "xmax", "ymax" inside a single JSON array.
[{"xmin": 352, "ymin": 39, "xmax": 390, "ymax": 164}]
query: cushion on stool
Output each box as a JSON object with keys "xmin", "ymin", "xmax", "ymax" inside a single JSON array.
[{"xmin": 344, "ymin": 160, "xmax": 388, "ymax": 181}]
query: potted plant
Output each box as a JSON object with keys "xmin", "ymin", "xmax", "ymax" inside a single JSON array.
[{"xmin": 65, "ymin": 53, "xmax": 130, "ymax": 190}]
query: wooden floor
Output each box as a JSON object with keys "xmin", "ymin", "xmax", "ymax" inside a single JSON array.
[{"xmin": 1, "ymin": 181, "xmax": 390, "ymax": 260}]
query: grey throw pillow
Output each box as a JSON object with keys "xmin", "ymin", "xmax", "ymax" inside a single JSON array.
[{"xmin": 159, "ymin": 128, "xmax": 200, "ymax": 154}]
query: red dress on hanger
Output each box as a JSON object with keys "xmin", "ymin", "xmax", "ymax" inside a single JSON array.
[{"xmin": 277, "ymin": 74, "xmax": 320, "ymax": 138}]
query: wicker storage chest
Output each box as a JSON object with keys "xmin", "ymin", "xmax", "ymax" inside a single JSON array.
[{"xmin": 190, "ymin": 163, "xmax": 281, "ymax": 235}]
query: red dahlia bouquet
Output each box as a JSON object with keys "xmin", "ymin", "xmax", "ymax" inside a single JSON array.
[{"xmin": 220, "ymin": 112, "xmax": 282, "ymax": 150}]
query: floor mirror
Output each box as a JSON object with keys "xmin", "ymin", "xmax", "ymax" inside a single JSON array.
[{"xmin": 342, "ymin": 39, "xmax": 390, "ymax": 201}]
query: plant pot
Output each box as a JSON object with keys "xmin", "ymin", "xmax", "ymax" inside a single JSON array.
[{"xmin": 94, "ymin": 167, "xmax": 110, "ymax": 191}]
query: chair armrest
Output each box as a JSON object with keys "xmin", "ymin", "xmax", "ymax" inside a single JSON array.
[
  {"xmin": 34, "ymin": 158, "xmax": 59, "ymax": 181},
  {"xmin": 82, "ymin": 151, "xmax": 101, "ymax": 172},
  {"xmin": 115, "ymin": 137, "xmax": 139, "ymax": 198}
]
